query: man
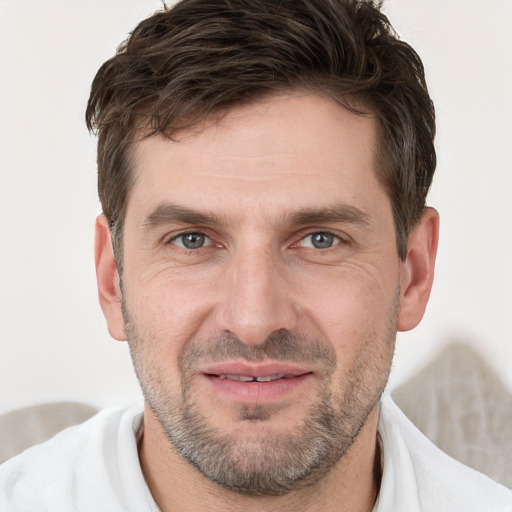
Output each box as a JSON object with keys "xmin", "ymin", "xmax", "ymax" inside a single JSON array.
[{"xmin": 0, "ymin": 0, "xmax": 511, "ymax": 510}]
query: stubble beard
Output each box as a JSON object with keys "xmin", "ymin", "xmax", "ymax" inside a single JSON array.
[{"xmin": 124, "ymin": 294, "xmax": 398, "ymax": 497}]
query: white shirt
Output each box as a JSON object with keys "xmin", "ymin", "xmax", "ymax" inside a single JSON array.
[
  {"xmin": 0, "ymin": 395, "xmax": 510, "ymax": 511},
  {"xmin": 0, "ymin": 405, "xmax": 158, "ymax": 511}
]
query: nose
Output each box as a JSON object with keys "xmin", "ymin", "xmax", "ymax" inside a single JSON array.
[{"xmin": 215, "ymin": 248, "xmax": 298, "ymax": 345}]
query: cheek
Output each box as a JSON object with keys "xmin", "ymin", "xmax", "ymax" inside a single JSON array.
[
  {"xmin": 122, "ymin": 277, "xmax": 204, "ymax": 392},
  {"xmin": 294, "ymin": 261, "xmax": 399, "ymax": 344},
  {"xmin": 124, "ymin": 269, "xmax": 217, "ymax": 346}
]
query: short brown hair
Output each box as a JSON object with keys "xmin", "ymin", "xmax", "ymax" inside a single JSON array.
[{"xmin": 86, "ymin": 0, "xmax": 436, "ymax": 263}]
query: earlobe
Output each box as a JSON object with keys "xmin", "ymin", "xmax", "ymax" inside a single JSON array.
[
  {"xmin": 397, "ymin": 207, "xmax": 439, "ymax": 332},
  {"xmin": 95, "ymin": 214, "xmax": 126, "ymax": 341}
]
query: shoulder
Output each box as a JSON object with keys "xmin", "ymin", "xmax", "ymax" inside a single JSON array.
[
  {"xmin": 376, "ymin": 394, "xmax": 512, "ymax": 512},
  {"xmin": 0, "ymin": 405, "xmax": 143, "ymax": 511}
]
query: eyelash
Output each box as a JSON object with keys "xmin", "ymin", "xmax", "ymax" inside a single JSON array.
[
  {"xmin": 168, "ymin": 231, "xmax": 216, "ymax": 250},
  {"xmin": 167, "ymin": 230, "xmax": 347, "ymax": 251},
  {"xmin": 294, "ymin": 231, "xmax": 343, "ymax": 250}
]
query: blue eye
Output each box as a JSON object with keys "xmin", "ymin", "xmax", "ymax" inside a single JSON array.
[
  {"xmin": 172, "ymin": 232, "xmax": 212, "ymax": 250},
  {"xmin": 298, "ymin": 232, "xmax": 340, "ymax": 249}
]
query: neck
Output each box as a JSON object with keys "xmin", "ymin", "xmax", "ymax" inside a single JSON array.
[{"xmin": 139, "ymin": 404, "xmax": 382, "ymax": 512}]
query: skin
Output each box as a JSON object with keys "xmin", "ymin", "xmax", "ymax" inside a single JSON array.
[{"xmin": 95, "ymin": 93, "xmax": 439, "ymax": 511}]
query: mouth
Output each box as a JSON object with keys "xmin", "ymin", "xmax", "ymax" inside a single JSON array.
[
  {"xmin": 201, "ymin": 362, "xmax": 314, "ymax": 402},
  {"xmin": 215, "ymin": 373, "xmax": 299, "ymax": 382}
]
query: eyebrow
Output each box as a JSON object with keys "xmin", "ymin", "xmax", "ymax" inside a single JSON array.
[
  {"xmin": 142, "ymin": 202, "xmax": 223, "ymax": 230},
  {"xmin": 142, "ymin": 201, "xmax": 371, "ymax": 231},
  {"xmin": 285, "ymin": 204, "xmax": 371, "ymax": 227}
]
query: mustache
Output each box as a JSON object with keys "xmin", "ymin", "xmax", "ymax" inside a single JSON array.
[{"xmin": 180, "ymin": 329, "xmax": 336, "ymax": 372}]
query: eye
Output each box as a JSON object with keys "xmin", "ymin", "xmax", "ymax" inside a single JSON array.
[
  {"xmin": 170, "ymin": 232, "xmax": 213, "ymax": 250},
  {"xmin": 297, "ymin": 232, "xmax": 341, "ymax": 249}
]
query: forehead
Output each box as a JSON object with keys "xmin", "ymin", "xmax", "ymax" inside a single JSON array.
[{"xmin": 128, "ymin": 93, "xmax": 384, "ymax": 223}]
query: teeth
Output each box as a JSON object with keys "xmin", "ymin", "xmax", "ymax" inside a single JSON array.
[
  {"xmin": 219, "ymin": 375, "xmax": 254, "ymax": 382},
  {"xmin": 255, "ymin": 374, "xmax": 286, "ymax": 382},
  {"xmin": 217, "ymin": 374, "xmax": 289, "ymax": 382}
]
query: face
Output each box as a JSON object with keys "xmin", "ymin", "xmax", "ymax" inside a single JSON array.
[{"xmin": 99, "ymin": 93, "xmax": 422, "ymax": 496}]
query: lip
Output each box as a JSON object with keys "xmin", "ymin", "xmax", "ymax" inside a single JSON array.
[
  {"xmin": 203, "ymin": 361, "xmax": 311, "ymax": 378},
  {"xmin": 201, "ymin": 361, "xmax": 314, "ymax": 402}
]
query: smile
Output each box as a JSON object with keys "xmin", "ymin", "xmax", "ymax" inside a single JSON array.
[
  {"xmin": 201, "ymin": 363, "xmax": 314, "ymax": 402},
  {"xmin": 216, "ymin": 374, "xmax": 296, "ymax": 382}
]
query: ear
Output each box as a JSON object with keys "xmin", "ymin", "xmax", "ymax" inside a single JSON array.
[
  {"xmin": 397, "ymin": 207, "xmax": 439, "ymax": 332},
  {"xmin": 95, "ymin": 214, "xmax": 126, "ymax": 341}
]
